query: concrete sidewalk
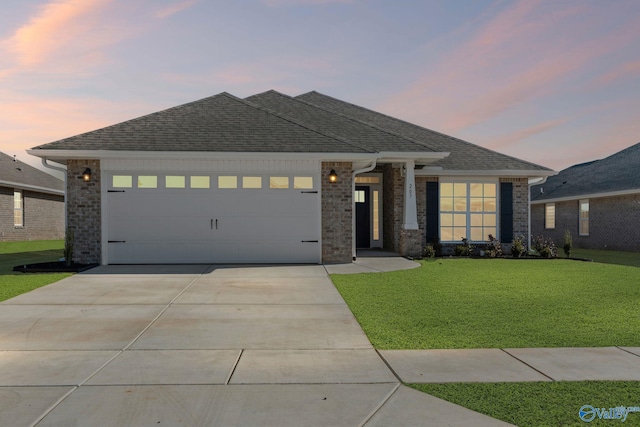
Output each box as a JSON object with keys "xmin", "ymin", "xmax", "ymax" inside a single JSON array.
[{"xmin": 0, "ymin": 263, "xmax": 511, "ymax": 427}]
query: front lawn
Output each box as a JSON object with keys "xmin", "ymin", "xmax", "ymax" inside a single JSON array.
[
  {"xmin": 572, "ymin": 248, "xmax": 640, "ymax": 268},
  {"xmin": 412, "ymin": 382, "xmax": 640, "ymax": 427},
  {"xmin": 331, "ymin": 258, "xmax": 640, "ymax": 349},
  {"xmin": 0, "ymin": 240, "xmax": 71, "ymax": 302}
]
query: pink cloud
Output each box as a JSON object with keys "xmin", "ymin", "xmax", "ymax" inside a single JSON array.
[
  {"xmin": 155, "ymin": 0, "xmax": 199, "ymax": 19},
  {"xmin": 2, "ymin": 0, "xmax": 113, "ymax": 67},
  {"xmin": 595, "ymin": 60, "xmax": 640, "ymax": 87},
  {"xmin": 488, "ymin": 119, "xmax": 568, "ymax": 151},
  {"xmin": 262, "ymin": 0, "xmax": 353, "ymax": 6}
]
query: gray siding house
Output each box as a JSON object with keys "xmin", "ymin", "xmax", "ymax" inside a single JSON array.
[
  {"xmin": 29, "ymin": 90, "xmax": 553, "ymax": 265},
  {"xmin": 531, "ymin": 142, "xmax": 640, "ymax": 252},
  {"xmin": 0, "ymin": 151, "xmax": 65, "ymax": 241}
]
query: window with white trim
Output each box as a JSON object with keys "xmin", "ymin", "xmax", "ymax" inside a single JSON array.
[
  {"xmin": 14, "ymin": 190, "xmax": 23, "ymax": 227},
  {"xmin": 440, "ymin": 182, "xmax": 497, "ymax": 242},
  {"xmin": 545, "ymin": 203, "xmax": 556, "ymax": 229},
  {"xmin": 579, "ymin": 199, "xmax": 589, "ymax": 236}
]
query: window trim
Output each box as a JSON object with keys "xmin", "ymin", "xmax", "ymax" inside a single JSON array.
[
  {"xmin": 579, "ymin": 199, "xmax": 589, "ymax": 236},
  {"xmin": 439, "ymin": 180, "xmax": 498, "ymax": 242},
  {"xmin": 545, "ymin": 203, "xmax": 556, "ymax": 229},
  {"xmin": 14, "ymin": 190, "xmax": 24, "ymax": 228}
]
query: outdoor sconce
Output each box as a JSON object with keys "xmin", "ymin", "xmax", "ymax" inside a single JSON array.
[
  {"xmin": 329, "ymin": 169, "xmax": 338, "ymax": 183},
  {"xmin": 82, "ymin": 168, "xmax": 92, "ymax": 182}
]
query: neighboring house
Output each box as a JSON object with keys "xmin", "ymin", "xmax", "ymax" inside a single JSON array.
[
  {"xmin": 0, "ymin": 151, "xmax": 65, "ymax": 241},
  {"xmin": 531, "ymin": 142, "xmax": 640, "ymax": 252},
  {"xmin": 29, "ymin": 90, "xmax": 553, "ymax": 265}
]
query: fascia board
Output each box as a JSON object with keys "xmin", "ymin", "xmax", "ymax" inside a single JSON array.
[
  {"xmin": 416, "ymin": 169, "xmax": 557, "ymax": 178},
  {"xmin": 530, "ymin": 188, "xmax": 640, "ymax": 204},
  {"xmin": 0, "ymin": 180, "xmax": 64, "ymax": 196}
]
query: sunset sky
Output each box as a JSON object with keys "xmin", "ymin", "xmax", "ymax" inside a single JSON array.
[{"xmin": 1, "ymin": 0, "xmax": 639, "ymax": 174}]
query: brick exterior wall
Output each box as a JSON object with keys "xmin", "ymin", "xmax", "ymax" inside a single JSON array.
[
  {"xmin": 0, "ymin": 186, "xmax": 64, "ymax": 241},
  {"xmin": 382, "ymin": 164, "xmax": 403, "ymax": 252},
  {"xmin": 532, "ymin": 193, "xmax": 640, "ymax": 252},
  {"xmin": 321, "ymin": 162, "xmax": 353, "ymax": 263},
  {"xmin": 67, "ymin": 160, "xmax": 101, "ymax": 264}
]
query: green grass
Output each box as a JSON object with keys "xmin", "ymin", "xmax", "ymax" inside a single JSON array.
[
  {"xmin": 0, "ymin": 240, "xmax": 71, "ymax": 302},
  {"xmin": 331, "ymin": 258, "xmax": 640, "ymax": 349},
  {"xmin": 411, "ymin": 382, "xmax": 640, "ymax": 427},
  {"xmin": 572, "ymin": 248, "xmax": 640, "ymax": 268}
]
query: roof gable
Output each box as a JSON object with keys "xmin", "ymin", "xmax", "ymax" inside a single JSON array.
[
  {"xmin": 532, "ymin": 142, "xmax": 640, "ymax": 201},
  {"xmin": 296, "ymin": 91, "xmax": 551, "ymax": 172},
  {"xmin": 0, "ymin": 151, "xmax": 64, "ymax": 192}
]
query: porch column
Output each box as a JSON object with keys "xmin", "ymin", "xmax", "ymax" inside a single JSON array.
[{"xmin": 402, "ymin": 160, "xmax": 419, "ymax": 230}]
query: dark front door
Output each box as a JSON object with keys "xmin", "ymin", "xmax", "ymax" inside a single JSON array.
[{"xmin": 355, "ymin": 186, "xmax": 370, "ymax": 248}]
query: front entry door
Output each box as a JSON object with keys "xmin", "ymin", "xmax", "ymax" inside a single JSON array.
[{"xmin": 355, "ymin": 186, "xmax": 370, "ymax": 248}]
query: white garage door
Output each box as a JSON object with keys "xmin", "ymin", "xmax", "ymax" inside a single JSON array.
[{"xmin": 105, "ymin": 172, "xmax": 320, "ymax": 264}]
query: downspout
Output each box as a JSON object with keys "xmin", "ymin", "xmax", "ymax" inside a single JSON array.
[
  {"xmin": 352, "ymin": 159, "xmax": 377, "ymax": 261},
  {"xmin": 528, "ymin": 176, "xmax": 549, "ymax": 252},
  {"xmin": 42, "ymin": 159, "xmax": 67, "ymax": 230}
]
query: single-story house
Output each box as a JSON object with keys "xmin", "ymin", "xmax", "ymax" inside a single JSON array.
[
  {"xmin": 29, "ymin": 90, "xmax": 553, "ymax": 265},
  {"xmin": 531, "ymin": 142, "xmax": 640, "ymax": 252},
  {"xmin": 0, "ymin": 151, "xmax": 65, "ymax": 241}
]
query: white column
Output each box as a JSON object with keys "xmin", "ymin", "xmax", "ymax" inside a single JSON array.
[{"xmin": 403, "ymin": 160, "xmax": 419, "ymax": 230}]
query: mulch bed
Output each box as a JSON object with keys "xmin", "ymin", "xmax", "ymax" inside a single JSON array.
[{"xmin": 13, "ymin": 261, "xmax": 99, "ymax": 273}]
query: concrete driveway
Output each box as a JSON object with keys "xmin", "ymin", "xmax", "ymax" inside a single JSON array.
[{"xmin": 0, "ymin": 264, "xmax": 510, "ymax": 426}]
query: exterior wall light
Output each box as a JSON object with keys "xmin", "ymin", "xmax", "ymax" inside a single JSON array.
[
  {"xmin": 329, "ymin": 169, "xmax": 338, "ymax": 183},
  {"xmin": 82, "ymin": 168, "xmax": 92, "ymax": 182}
]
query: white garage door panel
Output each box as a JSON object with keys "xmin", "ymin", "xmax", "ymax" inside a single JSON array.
[{"xmin": 106, "ymin": 172, "xmax": 320, "ymax": 264}]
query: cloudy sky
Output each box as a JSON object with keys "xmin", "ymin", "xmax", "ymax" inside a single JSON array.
[{"xmin": 1, "ymin": 0, "xmax": 639, "ymax": 174}]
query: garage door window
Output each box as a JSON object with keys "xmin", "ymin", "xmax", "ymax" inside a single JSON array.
[
  {"xmin": 166, "ymin": 176, "xmax": 186, "ymax": 188},
  {"xmin": 218, "ymin": 176, "xmax": 238, "ymax": 189},
  {"xmin": 270, "ymin": 176, "xmax": 289, "ymax": 189},
  {"xmin": 113, "ymin": 175, "xmax": 132, "ymax": 188},
  {"xmin": 137, "ymin": 176, "xmax": 157, "ymax": 188},
  {"xmin": 242, "ymin": 176, "xmax": 262, "ymax": 189},
  {"xmin": 294, "ymin": 176, "xmax": 313, "ymax": 189},
  {"xmin": 190, "ymin": 176, "xmax": 210, "ymax": 188}
]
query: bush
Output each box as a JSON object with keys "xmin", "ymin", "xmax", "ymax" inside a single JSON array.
[
  {"xmin": 485, "ymin": 234, "xmax": 503, "ymax": 258},
  {"xmin": 423, "ymin": 244, "xmax": 436, "ymax": 258},
  {"xmin": 511, "ymin": 235, "xmax": 527, "ymax": 258},
  {"xmin": 431, "ymin": 237, "xmax": 443, "ymax": 257},
  {"xmin": 454, "ymin": 237, "xmax": 474, "ymax": 257},
  {"xmin": 563, "ymin": 230, "xmax": 572, "ymax": 258},
  {"xmin": 532, "ymin": 235, "xmax": 557, "ymax": 258}
]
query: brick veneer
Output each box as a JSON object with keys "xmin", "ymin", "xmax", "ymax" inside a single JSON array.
[
  {"xmin": 382, "ymin": 164, "xmax": 403, "ymax": 252},
  {"xmin": 0, "ymin": 186, "xmax": 64, "ymax": 241},
  {"xmin": 67, "ymin": 160, "xmax": 101, "ymax": 264},
  {"xmin": 532, "ymin": 193, "xmax": 640, "ymax": 252},
  {"xmin": 321, "ymin": 162, "xmax": 353, "ymax": 263}
]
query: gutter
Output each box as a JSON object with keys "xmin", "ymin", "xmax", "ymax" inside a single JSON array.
[
  {"xmin": 352, "ymin": 159, "xmax": 377, "ymax": 260},
  {"xmin": 41, "ymin": 159, "xmax": 68, "ymax": 230}
]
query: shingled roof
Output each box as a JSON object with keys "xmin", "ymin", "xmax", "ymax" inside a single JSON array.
[
  {"xmin": 296, "ymin": 91, "xmax": 551, "ymax": 172},
  {"xmin": 32, "ymin": 93, "xmax": 369, "ymax": 154},
  {"xmin": 531, "ymin": 142, "xmax": 640, "ymax": 201},
  {"xmin": 0, "ymin": 151, "xmax": 64, "ymax": 193}
]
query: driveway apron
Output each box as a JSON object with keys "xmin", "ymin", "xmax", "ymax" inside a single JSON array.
[{"xmin": 0, "ymin": 264, "xmax": 511, "ymax": 426}]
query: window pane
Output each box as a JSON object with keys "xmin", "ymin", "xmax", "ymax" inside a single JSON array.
[
  {"xmin": 470, "ymin": 183, "xmax": 483, "ymax": 197},
  {"xmin": 453, "ymin": 227, "xmax": 467, "ymax": 240},
  {"xmin": 294, "ymin": 176, "xmax": 313, "ymax": 189},
  {"xmin": 218, "ymin": 176, "xmax": 237, "ymax": 189},
  {"xmin": 355, "ymin": 190, "xmax": 365, "ymax": 203},
  {"xmin": 373, "ymin": 190, "xmax": 379, "ymax": 241},
  {"xmin": 440, "ymin": 198, "xmax": 453, "ymax": 211},
  {"xmin": 270, "ymin": 176, "xmax": 289, "ymax": 189},
  {"xmin": 485, "ymin": 227, "xmax": 497, "ymax": 238},
  {"xmin": 441, "ymin": 228, "xmax": 454, "ymax": 242},
  {"xmin": 484, "ymin": 199, "xmax": 496, "ymax": 212},
  {"xmin": 454, "ymin": 183, "xmax": 467, "ymax": 197},
  {"xmin": 242, "ymin": 176, "xmax": 262, "ymax": 189},
  {"xmin": 470, "ymin": 198, "xmax": 483, "ymax": 212},
  {"xmin": 454, "ymin": 197, "xmax": 467, "ymax": 212},
  {"xmin": 545, "ymin": 203, "xmax": 555, "ymax": 229},
  {"xmin": 166, "ymin": 176, "xmax": 186, "ymax": 188},
  {"xmin": 484, "ymin": 214, "xmax": 496, "ymax": 227},
  {"xmin": 113, "ymin": 175, "xmax": 132, "ymax": 188},
  {"xmin": 190, "ymin": 176, "xmax": 210, "ymax": 188},
  {"xmin": 453, "ymin": 214, "xmax": 466, "ymax": 227},
  {"xmin": 484, "ymin": 184, "xmax": 496, "ymax": 197},
  {"xmin": 440, "ymin": 183, "xmax": 453, "ymax": 197},
  {"xmin": 137, "ymin": 176, "xmax": 157, "ymax": 188},
  {"xmin": 14, "ymin": 210, "xmax": 23, "ymax": 227},
  {"xmin": 440, "ymin": 213, "xmax": 453, "ymax": 227},
  {"xmin": 355, "ymin": 176, "xmax": 380, "ymax": 184},
  {"xmin": 470, "ymin": 228, "xmax": 484, "ymax": 241},
  {"xmin": 471, "ymin": 213, "xmax": 483, "ymax": 227}
]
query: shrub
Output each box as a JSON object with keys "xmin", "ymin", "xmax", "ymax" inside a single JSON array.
[
  {"xmin": 511, "ymin": 235, "xmax": 527, "ymax": 258},
  {"xmin": 563, "ymin": 230, "xmax": 573, "ymax": 258},
  {"xmin": 485, "ymin": 234, "xmax": 503, "ymax": 258},
  {"xmin": 431, "ymin": 237, "xmax": 443, "ymax": 257},
  {"xmin": 454, "ymin": 237, "xmax": 474, "ymax": 257},
  {"xmin": 423, "ymin": 244, "xmax": 436, "ymax": 258},
  {"xmin": 532, "ymin": 235, "xmax": 557, "ymax": 258}
]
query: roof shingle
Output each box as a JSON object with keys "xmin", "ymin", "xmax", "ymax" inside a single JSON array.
[{"xmin": 0, "ymin": 151, "xmax": 64, "ymax": 192}]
